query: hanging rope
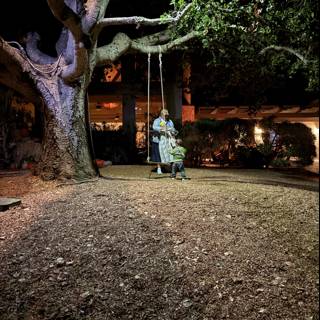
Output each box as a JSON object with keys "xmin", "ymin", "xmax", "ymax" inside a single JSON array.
[
  {"xmin": 7, "ymin": 41, "xmax": 62, "ymax": 75},
  {"xmin": 146, "ymin": 49, "xmax": 167, "ymax": 163},
  {"xmin": 158, "ymin": 46, "xmax": 165, "ymax": 111},
  {"xmin": 158, "ymin": 46, "xmax": 169, "ymax": 148},
  {"xmin": 147, "ymin": 52, "xmax": 151, "ymax": 162}
]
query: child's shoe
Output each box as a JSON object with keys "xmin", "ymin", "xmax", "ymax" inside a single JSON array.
[{"xmin": 157, "ymin": 167, "xmax": 162, "ymax": 174}]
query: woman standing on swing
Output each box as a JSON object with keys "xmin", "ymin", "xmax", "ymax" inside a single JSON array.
[{"xmin": 151, "ymin": 109, "xmax": 177, "ymax": 174}]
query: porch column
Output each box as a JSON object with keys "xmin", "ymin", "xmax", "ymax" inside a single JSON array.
[
  {"xmin": 121, "ymin": 56, "xmax": 137, "ymax": 162},
  {"xmin": 164, "ymin": 53, "xmax": 183, "ymax": 125}
]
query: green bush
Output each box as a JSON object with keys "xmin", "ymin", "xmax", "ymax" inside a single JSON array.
[
  {"xmin": 271, "ymin": 158, "xmax": 290, "ymax": 168},
  {"xmin": 234, "ymin": 146, "xmax": 265, "ymax": 168},
  {"xmin": 180, "ymin": 116, "xmax": 316, "ymax": 169},
  {"xmin": 181, "ymin": 118, "xmax": 255, "ymax": 167},
  {"xmin": 258, "ymin": 118, "xmax": 316, "ymax": 167}
]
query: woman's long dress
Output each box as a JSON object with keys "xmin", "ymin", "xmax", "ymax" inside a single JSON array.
[{"xmin": 159, "ymin": 129, "xmax": 176, "ymax": 163}]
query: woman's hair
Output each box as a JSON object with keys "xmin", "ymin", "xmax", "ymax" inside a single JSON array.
[{"xmin": 160, "ymin": 109, "xmax": 169, "ymax": 117}]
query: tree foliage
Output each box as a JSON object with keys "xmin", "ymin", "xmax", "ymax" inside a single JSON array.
[
  {"xmin": 170, "ymin": 0, "xmax": 319, "ymax": 106},
  {"xmin": 258, "ymin": 117, "xmax": 317, "ymax": 166},
  {"xmin": 180, "ymin": 117, "xmax": 316, "ymax": 168},
  {"xmin": 180, "ymin": 118, "xmax": 255, "ymax": 167}
]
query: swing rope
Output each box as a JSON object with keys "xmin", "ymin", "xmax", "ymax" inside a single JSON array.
[
  {"xmin": 146, "ymin": 49, "xmax": 166, "ymax": 163},
  {"xmin": 147, "ymin": 52, "xmax": 151, "ymax": 162},
  {"xmin": 158, "ymin": 46, "xmax": 165, "ymax": 111}
]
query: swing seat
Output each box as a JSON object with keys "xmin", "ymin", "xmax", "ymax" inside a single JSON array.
[
  {"xmin": 144, "ymin": 160, "xmax": 172, "ymax": 178},
  {"xmin": 144, "ymin": 160, "xmax": 170, "ymax": 166}
]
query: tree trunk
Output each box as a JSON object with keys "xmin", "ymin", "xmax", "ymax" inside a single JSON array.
[{"xmin": 36, "ymin": 78, "xmax": 97, "ymax": 180}]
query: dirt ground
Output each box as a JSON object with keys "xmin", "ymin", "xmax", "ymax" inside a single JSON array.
[{"xmin": 0, "ymin": 166, "xmax": 319, "ymax": 320}]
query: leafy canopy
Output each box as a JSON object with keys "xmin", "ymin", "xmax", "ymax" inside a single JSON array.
[{"xmin": 168, "ymin": 0, "xmax": 319, "ymax": 105}]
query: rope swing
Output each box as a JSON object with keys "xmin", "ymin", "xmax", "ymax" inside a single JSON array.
[
  {"xmin": 146, "ymin": 50, "xmax": 165, "ymax": 162},
  {"xmin": 147, "ymin": 52, "xmax": 151, "ymax": 162},
  {"xmin": 158, "ymin": 46, "xmax": 165, "ymax": 112}
]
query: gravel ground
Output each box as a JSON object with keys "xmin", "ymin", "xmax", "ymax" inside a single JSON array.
[{"xmin": 0, "ymin": 166, "xmax": 318, "ymax": 320}]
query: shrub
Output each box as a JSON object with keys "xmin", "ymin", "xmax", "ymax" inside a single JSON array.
[
  {"xmin": 181, "ymin": 116, "xmax": 316, "ymax": 169},
  {"xmin": 271, "ymin": 158, "xmax": 290, "ymax": 168},
  {"xmin": 234, "ymin": 146, "xmax": 265, "ymax": 168},
  {"xmin": 181, "ymin": 118, "xmax": 256, "ymax": 167},
  {"xmin": 258, "ymin": 118, "xmax": 316, "ymax": 167}
]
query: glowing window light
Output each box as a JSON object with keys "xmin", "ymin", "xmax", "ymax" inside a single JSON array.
[
  {"xmin": 255, "ymin": 127, "xmax": 263, "ymax": 135},
  {"xmin": 312, "ymin": 126, "xmax": 319, "ymax": 137},
  {"xmin": 254, "ymin": 126, "xmax": 263, "ymax": 144}
]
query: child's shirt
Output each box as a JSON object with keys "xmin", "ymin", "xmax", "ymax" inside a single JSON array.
[{"xmin": 169, "ymin": 146, "xmax": 187, "ymax": 162}]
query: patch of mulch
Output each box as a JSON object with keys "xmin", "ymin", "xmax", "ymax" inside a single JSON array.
[{"xmin": 0, "ymin": 169, "xmax": 318, "ymax": 320}]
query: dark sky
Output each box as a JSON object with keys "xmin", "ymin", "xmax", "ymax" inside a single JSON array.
[
  {"xmin": 0, "ymin": 1, "xmax": 62, "ymax": 55},
  {"xmin": 0, "ymin": 1, "xmax": 58, "ymax": 39}
]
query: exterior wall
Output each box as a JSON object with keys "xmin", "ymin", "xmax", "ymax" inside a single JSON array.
[
  {"xmin": 182, "ymin": 105, "xmax": 195, "ymax": 123},
  {"xmin": 303, "ymin": 121, "xmax": 319, "ymax": 173}
]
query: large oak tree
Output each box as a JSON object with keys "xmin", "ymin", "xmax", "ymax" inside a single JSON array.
[{"xmin": 0, "ymin": 0, "xmax": 196, "ymax": 180}]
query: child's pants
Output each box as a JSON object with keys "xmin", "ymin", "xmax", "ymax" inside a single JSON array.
[{"xmin": 171, "ymin": 161, "xmax": 186, "ymax": 178}]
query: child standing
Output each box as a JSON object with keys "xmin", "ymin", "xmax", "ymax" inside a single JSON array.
[{"xmin": 169, "ymin": 139, "xmax": 187, "ymax": 180}]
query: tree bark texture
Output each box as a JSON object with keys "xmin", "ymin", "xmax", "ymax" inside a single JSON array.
[{"xmin": 36, "ymin": 77, "xmax": 96, "ymax": 180}]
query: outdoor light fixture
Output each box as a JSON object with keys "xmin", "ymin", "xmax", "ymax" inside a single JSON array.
[
  {"xmin": 101, "ymin": 102, "xmax": 118, "ymax": 109},
  {"xmin": 96, "ymin": 102, "xmax": 118, "ymax": 110}
]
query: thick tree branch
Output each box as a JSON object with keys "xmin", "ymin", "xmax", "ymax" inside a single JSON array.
[
  {"xmin": 96, "ymin": 30, "xmax": 198, "ymax": 66},
  {"xmin": 95, "ymin": 30, "xmax": 172, "ymax": 66},
  {"xmin": 47, "ymin": 0, "xmax": 91, "ymax": 49},
  {"xmin": 56, "ymin": 28, "xmax": 78, "ymax": 66},
  {"xmin": 25, "ymin": 32, "xmax": 57, "ymax": 65},
  {"xmin": 96, "ymin": 33, "xmax": 132, "ymax": 65},
  {"xmin": 2, "ymin": 38, "xmax": 63, "ymax": 78},
  {"xmin": 47, "ymin": 0, "xmax": 92, "ymax": 82},
  {"xmin": 136, "ymin": 30, "xmax": 171, "ymax": 46},
  {"xmin": 0, "ymin": 39, "xmax": 41, "ymax": 104},
  {"xmin": 259, "ymin": 45, "xmax": 308, "ymax": 64},
  {"xmin": 48, "ymin": 0, "xmax": 83, "ymax": 43},
  {"xmin": 82, "ymin": 0, "xmax": 110, "ymax": 34},
  {"xmin": 95, "ymin": 3, "xmax": 192, "ymax": 33},
  {"xmin": 132, "ymin": 31, "xmax": 198, "ymax": 54},
  {"xmin": 56, "ymin": 28, "xmax": 69, "ymax": 56},
  {"xmin": 60, "ymin": 43, "xmax": 88, "ymax": 82},
  {"xmin": 0, "ymin": 37, "xmax": 31, "ymax": 72}
]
